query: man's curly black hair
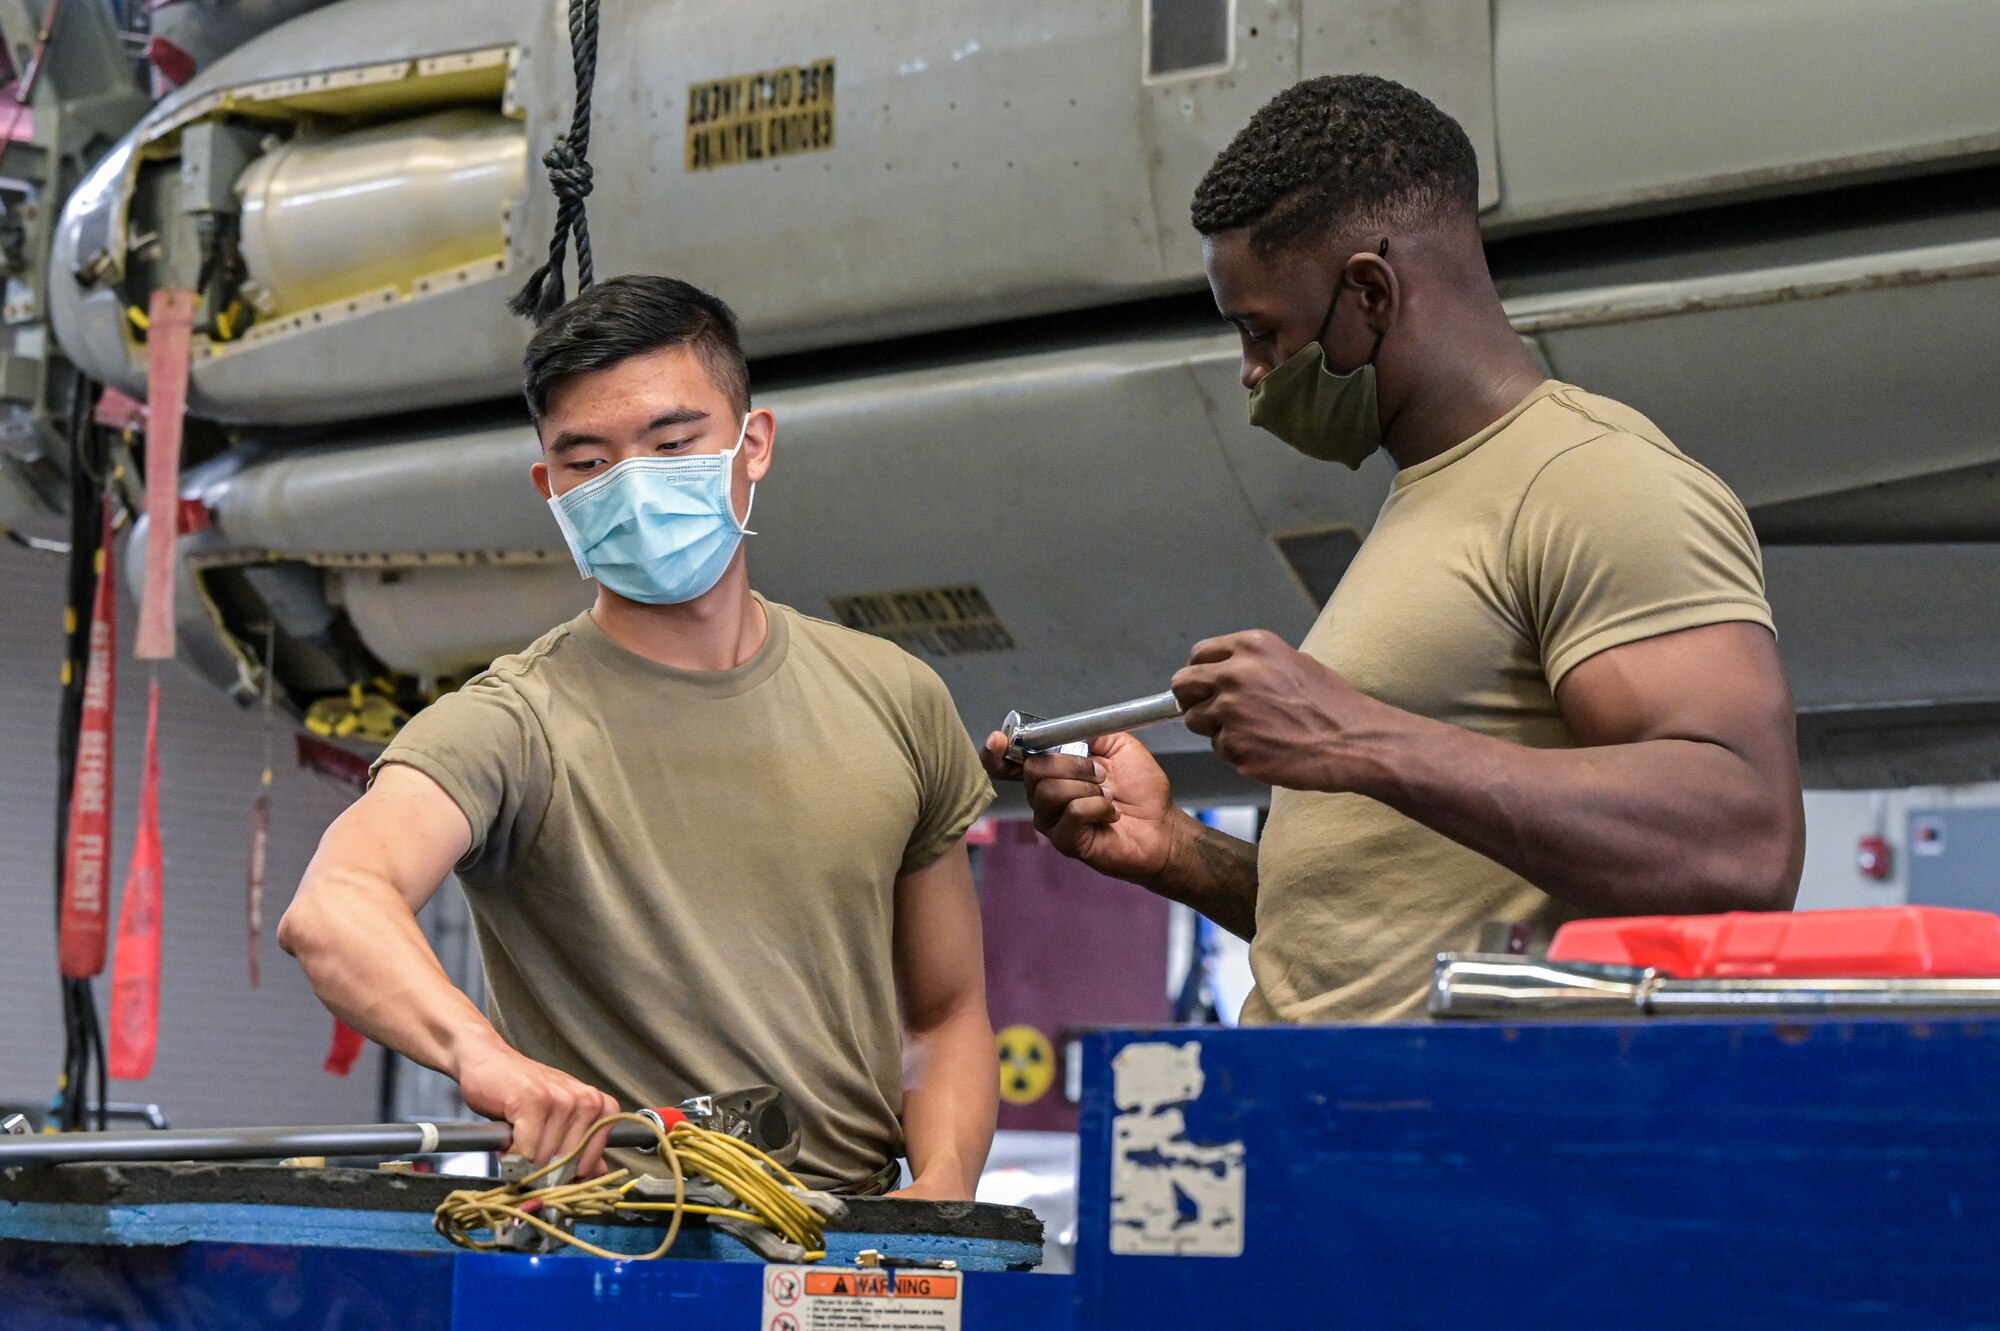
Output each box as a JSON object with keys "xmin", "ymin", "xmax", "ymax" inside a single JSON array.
[{"xmin": 1191, "ymin": 74, "xmax": 1478, "ymax": 255}]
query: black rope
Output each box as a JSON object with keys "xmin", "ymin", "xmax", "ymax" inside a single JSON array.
[{"xmin": 509, "ymin": 0, "xmax": 600, "ymax": 323}]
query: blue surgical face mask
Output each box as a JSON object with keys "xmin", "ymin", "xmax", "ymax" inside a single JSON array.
[{"xmin": 547, "ymin": 415, "xmax": 756, "ymax": 606}]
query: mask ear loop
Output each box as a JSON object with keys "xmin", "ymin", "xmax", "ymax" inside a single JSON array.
[
  {"xmin": 546, "ymin": 485, "xmax": 596, "ymax": 580},
  {"xmin": 1310, "ymin": 236, "xmax": 1390, "ymax": 363},
  {"xmin": 1309, "ymin": 287, "xmax": 1341, "ymax": 350},
  {"xmin": 1363, "ymin": 237, "xmax": 1390, "ymax": 368},
  {"xmin": 724, "ymin": 412, "xmax": 758, "ymax": 535}
]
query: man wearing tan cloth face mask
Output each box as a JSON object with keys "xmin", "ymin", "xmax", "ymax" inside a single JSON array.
[{"xmin": 988, "ymin": 75, "xmax": 1805, "ymax": 1023}]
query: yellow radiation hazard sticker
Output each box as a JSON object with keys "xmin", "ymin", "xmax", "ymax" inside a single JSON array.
[{"xmin": 997, "ymin": 1025, "xmax": 1055, "ymax": 1105}]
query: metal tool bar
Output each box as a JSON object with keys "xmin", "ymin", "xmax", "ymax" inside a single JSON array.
[
  {"xmin": 1646, "ymin": 977, "xmax": 2000, "ymax": 1013},
  {"xmin": 1429, "ymin": 953, "xmax": 2000, "ymax": 1019},
  {"xmin": 0, "ymin": 1084, "xmax": 799, "ymax": 1169},
  {"xmin": 1428, "ymin": 955, "xmax": 1649, "ymax": 1018},
  {"xmin": 0, "ymin": 1119, "xmax": 667, "ymax": 1168},
  {"xmin": 1001, "ymin": 690, "xmax": 1184, "ymax": 761}
]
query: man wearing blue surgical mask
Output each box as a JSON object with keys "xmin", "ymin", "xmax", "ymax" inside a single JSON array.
[
  {"xmin": 281, "ymin": 276, "xmax": 998, "ymax": 1198},
  {"xmin": 995, "ymin": 75, "xmax": 1805, "ymax": 1023}
]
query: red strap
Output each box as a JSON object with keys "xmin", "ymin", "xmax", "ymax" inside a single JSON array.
[
  {"xmin": 295, "ymin": 733, "xmax": 371, "ymax": 791},
  {"xmin": 143, "ymin": 35, "xmax": 197, "ymax": 88},
  {"xmin": 135, "ymin": 288, "xmax": 194, "ymax": 662},
  {"xmin": 92, "ymin": 386, "xmax": 146, "ymax": 432},
  {"xmin": 108, "ymin": 679, "xmax": 164, "ymax": 1080},
  {"xmin": 325, "ymin": 1019, "xmax": 366, "ymax": 1077},
  {"xmin": 59, "ymin": 500, "xmax": 117, "ymax": 979}
]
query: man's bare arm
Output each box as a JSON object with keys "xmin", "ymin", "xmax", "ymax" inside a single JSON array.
[
  {"xmin": 1371, "ymin": 622, "xmax": 1803, "ymax": 914},
  {"xmin": 1176, "ymin": 622, "xmax": 1804, "ymax": 916},
  {"xmin": 981, "ymin": 731, "xmax": 1260, "ymax": 941},
  {"xmin": 1149, "ymin": 815, "xmax": 1261, "ymax": 940},
  {"xmin": 278, "ymin": 763, "xmax": 618, "ymax": 1168},
  {"xmin": 890, "ymin": 843, "xmax": 996, "ymax": 1201}
]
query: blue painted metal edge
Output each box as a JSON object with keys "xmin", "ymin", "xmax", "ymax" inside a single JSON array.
[{"xmin": 0, "ymin": 1199, "xmax": 1039, "ymax": 1270}]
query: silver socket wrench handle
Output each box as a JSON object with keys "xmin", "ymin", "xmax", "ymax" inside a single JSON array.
[
  {"xmin": 1001, "ymin": 689, "xmax": 1185, "ymax": 763},
  {"xmin": 0, "ymin": 1119, "xmax": 642, "ymax": 1167},
  {"xmin": 0, "ymin": 1086, "xmax": 800, "ymax": 1168}
]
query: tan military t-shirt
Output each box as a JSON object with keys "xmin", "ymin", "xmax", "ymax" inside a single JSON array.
[
  {"xmin": 1244, "ymin": 382, "xmax": 1773, "ymax": 1025},
  {"xmin": 375, "ymin": 595, "xmax": 993, "ymax": 1187}
]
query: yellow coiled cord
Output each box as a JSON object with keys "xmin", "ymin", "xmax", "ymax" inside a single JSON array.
[{"xmin": 432, "ymin": 1112, "xmax": 826, "ymax": 1262}]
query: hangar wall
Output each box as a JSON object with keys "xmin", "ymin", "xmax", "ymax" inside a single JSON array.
[
  {"xmin": 0, "ymin": 541, "xmax": 379, "ymax": 1127},
  {"xmin": 1798, "ymin": 786, "xmax": 2000, "ymax": 913}
]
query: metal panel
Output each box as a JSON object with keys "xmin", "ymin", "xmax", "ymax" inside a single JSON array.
[
  {"xmin": 335, "ymin": 563, "xmax": 589, "ymax": 678},
  {"xmin": 1906, "ymin": 808, "xmax": 2000, "ymax": 914},
  {"xmin": 49, "ymin": 0, "xmax": 1506, "ymax": 423},
  {"xmin": 204, "ymin": 423, "xmax": 552, "ymax": 554},
  {"xmin": 451, "ymin": 1254, "xmax": 1075, "ymax": 1331},
  {"xmin": 0, "ymin": 1240, "xmax": 1076, "ymax": 1330},
  {"xmin": 45, "ymin": 0, "xmax": 546, "ymax": 420},
  {"xmin": 1520, "ymin": 238, "xmax": 2000, "ymax": 507},
  {"xmin": 1492, "ymin": 0, "xmax": 2000, "ymax": 224},
  {"xmin": 1076, "ymin": 1021, "xmax": 2000, "ymax": 1330},
  {"xmin": 610, "ymin": 1, "xmax": 1185, "ymax": 345},
  {"xmin": 749, "ymin": 342, "xmax": 1311, "ymax": 757},
  {"xmin": 233, "ymin": 110, "xmax": 526, "ymax": 316},
  {"xmin": 1136, "ymin": 0, "xmax": 1299, "ymax": 280},
  {"xmin": 0, "ymin": 1241, "xmax": 454, "ymax": 1331},
  {"xmin": 43, "ymin": 0, "xmax": 2000, "ymax": 428},
  {"xmin": 1765, "ymin": 545, "xmax": 2000, "ymax": 714},
  {"xmin": 1799, "ymin": 704, "xmax": 2000, "ymax": 793}
]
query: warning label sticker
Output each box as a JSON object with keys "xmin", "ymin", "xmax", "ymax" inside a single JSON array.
[
  {"xmin": 761, "ymin": 1266, "xmax": 962, "ymax": 1330},
  {"xmin": 686, "ymin": 59, "xmax": 836, "ymax": 172}
]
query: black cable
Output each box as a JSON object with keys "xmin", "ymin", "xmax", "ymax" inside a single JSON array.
[
  {"xmin": 53, "ymin": 376, "xmax": 105, "ymax": 1132},
  {"xmin": 1, "ymin": 525, "xmax": 68, "ymax": 552},
  {"xmin": 54, "ymin": 392, "xmax": 93, "ymax": 827},
  {"xmin": 84, "ymin": 988, "xmax": 107, "ymax": 1131},
  {"xmin": 508, "ymin": 0, "xmax": 599, "ymax": 323},
  {"xmin": 58, "ymin": 983, "xmax": 81, "ymax": 1131}
]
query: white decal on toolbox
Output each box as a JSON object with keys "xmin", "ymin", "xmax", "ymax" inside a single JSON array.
[
  {"xmin": 760, "ymin": 1264, "xmax": 962, "ymax": 1329},
  {"xmin": 1108, "ymin": 1041, "xmax": 1245, "ymax": 1257}
]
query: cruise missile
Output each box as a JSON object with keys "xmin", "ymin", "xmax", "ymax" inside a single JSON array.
[{"xmin": 19, "ymin": 0, "xmax": 2000, "ymax": 796}]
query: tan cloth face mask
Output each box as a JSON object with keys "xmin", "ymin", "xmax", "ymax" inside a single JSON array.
[{"xmin": 1246, "ymin": 239, "xmax": 1389, "ymax": 471}]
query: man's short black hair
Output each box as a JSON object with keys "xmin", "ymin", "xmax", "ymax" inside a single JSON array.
[
  {"xmin": 523, "ymin": 275, "xmax": 751, "ymax": 422},
  {"xmin": 1191, "ymin": 74, "xmax": 1479, "ymax": 256}
]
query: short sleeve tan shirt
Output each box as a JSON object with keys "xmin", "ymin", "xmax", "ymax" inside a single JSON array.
[
  {"xmin": 375, "ymin": 596, "xmax": 993, "ymax": 1187},
  {"xmin": 1247, "ymin": 383, "xmax": 1773, "ymax": 1025}
]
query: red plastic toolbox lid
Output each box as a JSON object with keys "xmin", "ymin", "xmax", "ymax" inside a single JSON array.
[{"xmin": 1547, "ymin": 907, "xmax": 2000, "ymax": 978}]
